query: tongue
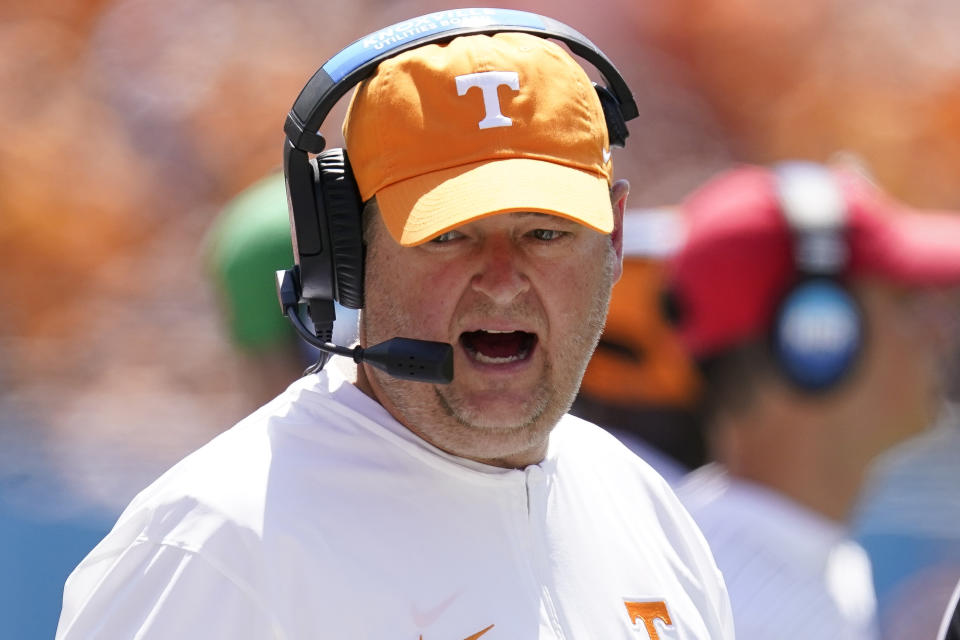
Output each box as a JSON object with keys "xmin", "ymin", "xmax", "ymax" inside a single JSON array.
[{"xmin": 465, "ymin": 331, "xmax": 526, "ymax": 358}]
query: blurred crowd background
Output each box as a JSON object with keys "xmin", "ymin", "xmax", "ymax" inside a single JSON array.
[{"xmin": 2, "ymin": 0, "xmax": 960, "ymax": 638}]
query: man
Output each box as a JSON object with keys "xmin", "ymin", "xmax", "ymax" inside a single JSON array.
[
  {"xmin": 666, "ymin": 161, "xmax": 960, "ymax": 639},
  {"xmin": 57, "ymin": 19, "xmax": 733, "ymax": 639}
]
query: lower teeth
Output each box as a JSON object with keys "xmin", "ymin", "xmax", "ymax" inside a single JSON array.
[{"xmin": 472, "ymin": 348, "xmax": 529, "ymax": 364}]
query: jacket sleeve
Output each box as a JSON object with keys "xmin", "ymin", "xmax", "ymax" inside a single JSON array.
[{"xmin": 56, "ymin": 539, "xmax": 284, "ymax": 640}]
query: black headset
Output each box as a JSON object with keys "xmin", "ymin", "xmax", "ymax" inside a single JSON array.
[
  {"xmin": 276, "ymin": 8, "xmax": 638, "ymax": 381},
  {"xmin": 770, "ymin": 161, "xmax": 864, "ymax": 391}
]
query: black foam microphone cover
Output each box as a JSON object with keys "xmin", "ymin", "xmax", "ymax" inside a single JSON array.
[{"xmin": 361, "ymin": 338, "xmax": 454, "ymax": 384}]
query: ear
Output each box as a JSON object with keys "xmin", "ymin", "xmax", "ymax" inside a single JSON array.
[{"xmin": 609, "ymin": 179, "xmax": 629, "ymax": 281}]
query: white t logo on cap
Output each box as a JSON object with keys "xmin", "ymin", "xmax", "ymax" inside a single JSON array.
[{"xmin": 455, "ymin": 71, "xmax": 520, "ymax": 130}]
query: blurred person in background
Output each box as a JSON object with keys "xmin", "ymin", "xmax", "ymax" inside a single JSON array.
[
  {"xmin": 851, "ymin": 314, "xmax": 960, "ymax": 640},
  {"xmin": 571, "ymin": 207, "xmax": 704, "ymax": 485},
  {"xmin": 203, "ymin": 170, "xmax": 359, "ymax": 410},
  {"xmin": 666, "ymin": 161, "xmax": 960, "ymax": 639}
]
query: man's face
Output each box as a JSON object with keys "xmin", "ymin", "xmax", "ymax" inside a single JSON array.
[{"xmin": 357, "ymin": 192, "xmax": 625, "ymax": 468}]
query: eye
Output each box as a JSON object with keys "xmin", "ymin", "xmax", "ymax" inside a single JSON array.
[
  {"xmin": 529, "ymin": 228, "xmax": 567, "ymax": 241},
  {"xmin": 430, "ymin": 230, "xmax": 464, "ymax": 244}
]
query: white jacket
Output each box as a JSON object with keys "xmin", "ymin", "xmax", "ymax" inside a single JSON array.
[{"xmin": 58, "ymin": 368, "xmax": 733, "ymax": 639}]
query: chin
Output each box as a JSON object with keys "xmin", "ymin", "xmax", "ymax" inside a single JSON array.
[
  {"xmin": 445, "ymin": 419, "xmax": 551, "ymax": 467},
  {"xmin": 447, "ymin": 390, "xmax": 570, "ymax": 447},
  {"xmin": 443, "ymin": 383, "xmax": 556, "ymax": 428}
]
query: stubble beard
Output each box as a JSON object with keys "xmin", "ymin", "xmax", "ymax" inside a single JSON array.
[
  {"xmin": 361, "ymin": 297, "xmax": 558, "ymax": 458},
  {"xmin": 431, "ymin": 359, "xmax": 553, "ymax": 449},
  {"xmin": 364, "ymin": 268, "xmax": 614, "ymax": 464}
]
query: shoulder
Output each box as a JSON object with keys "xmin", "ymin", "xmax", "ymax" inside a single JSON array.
[
  {"xmin": 677, "ymin": 465, "xmax": 869, "ymax": 619},
  {"xmin": 551, "ymin": 413, "xmax": 676, "ymax": 492},
  {"xmin": 83, "ymin": 374, "xmax": 338, "ymax": 553},
  {"xmin": 675, "ymin": 465, "xmax": 797, "ymax": 569},
  {"xmin": 58, "ymin": 371, "xmax": 397, "ymax": 638},
  {"xmin": 677, "ymin": 465, "xmax": 838, "ymax": 568},
  {"xmin": 552, "ymin": 413, "xmax": 724, "ymax": 566},
  {"xmin": 99, "ymin": 368, "xmax": 404, "ymax": 550}
]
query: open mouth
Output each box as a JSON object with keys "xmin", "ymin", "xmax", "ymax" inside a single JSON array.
[{"xmin": 460, "ymin": 330, "xmax": 538, "ymax": 365}]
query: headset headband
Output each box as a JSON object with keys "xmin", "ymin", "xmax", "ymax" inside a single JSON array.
[
  {"xmin": 775, "ymin": 162, "xmax": 850, "ymax": 277},
  {"xmin": 772, "ymin": 162, "xmax": 861, "ymax": 391},
  {"xmin": 283, "ymin": 8, "xmax": 639, "ymax": 154}
]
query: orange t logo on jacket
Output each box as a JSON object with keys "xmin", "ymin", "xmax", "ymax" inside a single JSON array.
[{"xmin": 624, "ymin": 600, "xmax": 672, "ymax": 639}]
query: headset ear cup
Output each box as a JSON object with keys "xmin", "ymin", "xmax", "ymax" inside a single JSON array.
[
  {"xmin": 316, "ymin": 148, "xmax": 365, "ymax": 309},
  {"xmin": 594, "ymin": 83, "xmax": 628, "ymax": 148},
  {"xmin": 771, "ymin": 280, "xmax": 864, "ymax": 392}
]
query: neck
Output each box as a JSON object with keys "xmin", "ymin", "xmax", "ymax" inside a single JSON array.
[
  {"xmin": 733, "ymin": 449, "xmax": 866, "ymax": 523},
  {"xmin": 718, "ymin": 403, "xmax": 871, "ymax": 524}
]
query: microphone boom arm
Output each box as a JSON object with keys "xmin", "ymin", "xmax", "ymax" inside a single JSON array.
[{"xmin": 276, "ymin": 269, "xmax": 454, "ymax": 384}]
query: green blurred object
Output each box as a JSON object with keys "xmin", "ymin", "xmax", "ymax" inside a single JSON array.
[{"xmin": 204, "ymin": 171, "xmax": 296, "ymax": 352}]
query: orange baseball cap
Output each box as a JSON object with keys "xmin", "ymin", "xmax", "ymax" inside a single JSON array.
[{"xmin": 342, "ymin": 32, "xmax": 614, "ymax": 246}]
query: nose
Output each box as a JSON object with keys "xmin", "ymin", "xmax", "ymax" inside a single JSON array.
[{"xmin": 470, "ymin": 235, "xmax": 530, "ymax": 305}]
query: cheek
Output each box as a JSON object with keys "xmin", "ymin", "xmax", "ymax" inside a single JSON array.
[
  {"xmin": 365, "ymin": 252, "xmax": 464, "ymax": 339},
  {"xmin": 408, "ymin": 264, "xmax": 467, "ymax": 330},
  {"xmin": 537, "ymin": 252, "xmax": 612, "ymax": 331}
]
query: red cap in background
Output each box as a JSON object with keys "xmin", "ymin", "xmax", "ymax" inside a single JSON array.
[{"xmin": 668, "ymin": 164, "xmax": 960, "ymax": 358}]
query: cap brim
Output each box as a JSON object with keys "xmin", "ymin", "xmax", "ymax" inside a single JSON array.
[
  {"xmin": 862, "ymin": 210, "xmax": 960, "ymax": 286},
  {"xmin": 375, "ymin": 157, "xmax": 613, "ymax": 246}
]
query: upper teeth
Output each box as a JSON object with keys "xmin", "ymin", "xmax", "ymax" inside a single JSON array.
[{"xmin": 483, "ymin": 329, "xmax": 513, "ymax": 333}]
